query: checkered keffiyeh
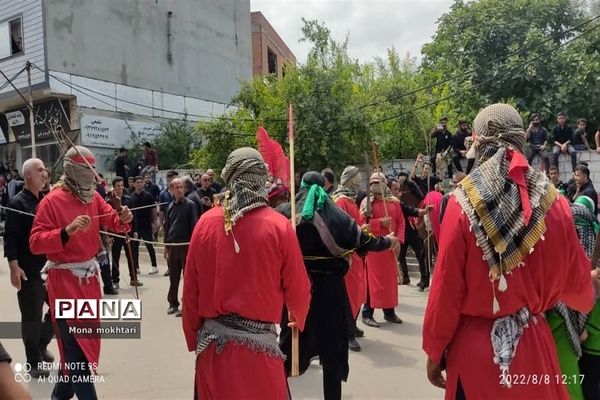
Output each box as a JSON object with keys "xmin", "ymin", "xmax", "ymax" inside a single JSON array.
[
  {"xmin": 63, "ymin": 146, "xmax": 97, "ymax": 204},
  {"xmin": 219, "ymin": 147, "xmax": 269, "ymax": 234},
  {"xmin": 454, "ymin": 104, "xmax": 558, "ymax": 281},
  {"xmin": 491, "ymin": 307, "xmax": 531, "ymax": 387},
  {"xmin": 332, "ymin": 166, "xmax": 361, "ymax": 201}
]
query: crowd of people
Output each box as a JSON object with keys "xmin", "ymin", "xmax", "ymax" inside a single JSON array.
[{"xmin": 1, "ymin": 103, "xmax": 600, "ymax": 400}]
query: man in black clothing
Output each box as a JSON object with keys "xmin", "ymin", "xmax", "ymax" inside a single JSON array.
[
  {"xmin": 108, "ymin": 177, "xmax": 141, "ymax": 288},
  {"xmin": 549, "ymin": 166, "xmax": 568, "ymax": 195},
  {"xmin": 390, "ymin": 178, "xmax": 431, "ymax": 287},
  {"xmin": 3, "ymin": 158, "xmax": 53, "ymax": 378},
  {"xmin": 322, "ymin": 168, "xmax": 336, "ymax": 195},
  {"xmin": 525, "ymin": 113, "xmax": 550, "ymax": 173},
  {"xmin": 197, "ymin": 173, "xmax": 217, "ymax": 215},
  {"xmin": 552, "ymin": 111, "xmax": 577, "ymax": 172},
  {"xmin": 279, "ymin": 171, "xmax": 399, "ymax": 400},
  {"xmin": 430, "ymin": 116, "xmax": 453, "ymax": 178},
  {"xmin": 114, "ymin": 147, "xmax": 130, "ymax": 187},
  {"xmin": 164, "ymin": 178, "xmax": 198, "ymax": 316},
  {"xmin": 206, "ymin": 168, "xmax": 222, "ymax": 193},
  {"xmin": 182, "ymin": 175, "xmax": 203, "ymax": 217},
  {"xmin": 411, "ymin": 155, "xmax": 441, "ymax": 195},
  {"xmin": 143, "ymin": 173, "xmax": 160, "ymax": 202},
  {"xmin": 129, "ymin": 176, "xmax": 159, "ymax": 275},
  {"xmin": 568, "ymin": 164, "xmax": 597, "ymax": 214},
  {"xmin": 452, "ymin": 120, "xmax": 474, "ymax": 174}
]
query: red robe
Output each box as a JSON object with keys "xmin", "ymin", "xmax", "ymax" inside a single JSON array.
[
  {"xmin": 423, "ymin": 196, "xmax": 594, "ymax": 400},
  {"xmin": 29, "ymin": 189, "xmax": 129, "ymax": 369},
  {"xmin": 335, "ymin": 196, "xmax": 366, "ymax": 317},
  {"xmin": 364, "ymin": 198, "xmax": 405, "ymax": 309},
  {"xmin": 421, "ymin": 190, "xmax": 443, "ymax": 242},
  {"xmin": 182, "ymin": 206, "xmax": 311, "ymax": 400}
]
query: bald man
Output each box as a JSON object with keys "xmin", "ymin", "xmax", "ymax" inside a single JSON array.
[{"xmin": 4, "ymin": 158, "xmax": 54, "ymax": 378}]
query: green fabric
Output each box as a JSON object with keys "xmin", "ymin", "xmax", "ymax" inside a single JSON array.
[
  {"xmin": 547, "ymin": 309, "xmax": 585, "ymax": 400},
  {"xmin": 300, "ymin": 181, "xmax": 329, "ymax": 220},
  {"xmin": 583, "ymin": 300, "xmax": 600, "ymax": 356}
]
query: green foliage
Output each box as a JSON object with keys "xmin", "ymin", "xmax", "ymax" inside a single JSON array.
[
  {"xmin": 187, "ymin": 0, "xmax": 600, "ymax": 173},
  {"xmin": 153, "ymin": 119, "xmax": 197, "ymax": 169}
]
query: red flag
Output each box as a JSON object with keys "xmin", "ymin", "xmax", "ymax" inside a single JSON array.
[{"xmin": 256, "ymin": 126, "xmax": 290, "ymax": 187}]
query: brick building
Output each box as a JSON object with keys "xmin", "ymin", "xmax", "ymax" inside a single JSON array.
[{"xmin": 251, "ymin": 11, "xmax": 295, "ymax": 78}]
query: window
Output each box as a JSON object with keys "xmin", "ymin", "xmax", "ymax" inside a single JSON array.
[
  {"xmin": 267, "ymin": 47, "xmax": 277, "ymax": 75},
  {"xmin": 0, "ymin": 17, "xmax": 23, "ymax": 59}
]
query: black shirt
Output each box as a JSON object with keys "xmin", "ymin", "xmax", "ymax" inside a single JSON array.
[
  {"xmin": 145, "ymin": 182, "xmax": 161, "ymax": 202},
  {"xmin": 3, "ymin": 188, "xmax": 46, "ymax": 280},
  {"xmin": 115, "ymin": 155, "xmax": 128, "ymax": 180},
  {"xmin": 432, "ymin": 128, "xmax": 453, "ymax": 153},
  {"xmin": 198, "ymin": 186, "xmax": 218, "ymax": 208},
  {"xmin": 452, "ymin": 130, "xmax": 471, "ymax": 152},
  {"xmin": 572, "ymin": 128, "xmax": 586, "ymax": 147},
  {"xmin": 527, "ymin": 126, "xmax": 549, "ymax": 147},
  {"xmin": 129, "ymin": 190, "xmax": 155, "ymax": 232},
  {"xmin": 414, "ymin": 175, "xmax": 440, "ymax": 195},
  {"xmin": 552, "ymin": 125, "xmax": 574, "ymax": 145},
  {"xmin": 165, "ymin": 198, "xmax": 198, "ymax": 243},
  {"xmin": 186, "ymin": 190, "xmax": 204, "ymax": 217},
  {"xmin": 211, "ymin": 181, "xmax": 222, "ymax": 194},
  {"xmin": 568, "ymin": 181, "xmax": 598, "ymax": 214}
]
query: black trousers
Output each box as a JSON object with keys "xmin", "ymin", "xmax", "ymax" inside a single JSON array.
[
  {"xmin": 399, "ymin": 227, "xmax": 427, "ymax": 283},
  {"xmin": 50, "ymin": 320, "xmax": 97, "ymax": 400},
  {"xmin": 131, "ymin": 229, "xmax": 157, "ymax": 269},
  {"xmin": 452, "ymin": 155, "xmax": 475, "ymax": 174},
  {"xmin": 323, "ymin": 361, "xmax": 342, "ymax": 400},
  {"xmin": 111, "ymin": 237, "xmax": 135, "ymax": 283},
  {"xmin": 17, "ymin": 278, "xmax": 53, "ymax": 367},
  {"xmin": 167, "ymin": 246, "xmax": 188, "ymax": 307},
  {"xmin": 580, "ymin": 352, "xmax": 600, "ymax": 400}
]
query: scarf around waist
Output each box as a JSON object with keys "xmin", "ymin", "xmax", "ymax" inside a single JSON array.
[
  {"xmin": 42, "ymin": 258, "xmax": 99, "ymax": 279},
  {"xmin": 196, "ymin": 314, "xmax": 285, "ymax": 360}
]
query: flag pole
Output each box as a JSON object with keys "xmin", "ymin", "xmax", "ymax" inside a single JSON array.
[{"xmin": 288, "ymin": 103, "xmax": 300, "ymax": 377}]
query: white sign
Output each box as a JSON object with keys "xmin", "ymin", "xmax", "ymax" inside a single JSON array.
[
  {"xmin": 6, "ymin": 110, "xmax": 25, "ymax": 127},
  {"xmin": 81, "ymin": 115, "xmax": 163, "ymax": 148}
]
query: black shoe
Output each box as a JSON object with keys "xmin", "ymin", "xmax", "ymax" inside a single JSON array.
[
  {"xmin": 30, "ymin": 367, "xmax": 50, "ymax": 378},
  {"xmin": 401, "ymin": 278, "xmax": 411, "ymax": 285},
  {"xmin": 384, "ymin": 314, "xmax": 403, "ymax": 324},
  {"xmin": 175, "ymin": 310, "xmax": 182, "ymax": 317},
  {"xmin": 362, "ymin": 317, "xmax": 380, "ymax": 328},
  {"xmin": 163, "ymin": 269, "xmax": 170, "ymax": 276},
  {"xmin": 167, "ymin": 306, "xmax": 178, "ymax": 315},
  {"xmin": 354, "ymin": 326, "xmax": 365, "ymax": 338},
  {"xmin": 348, "ymin": 337, "xmax": 361, "ymax": 352},
  {"xmin": 41, "ymin": 349, "xmax": 55, "ymax": 363},
  {"xmin": 103, "ymin": 286, "xmax": 119, "ymax": 295}
]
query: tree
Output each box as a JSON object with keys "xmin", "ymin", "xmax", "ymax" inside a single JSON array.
[{"xmin": 153, "ymin": 118, "xmax": 198, "ymax": 169}]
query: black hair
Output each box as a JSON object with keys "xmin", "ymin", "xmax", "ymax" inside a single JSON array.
[
  {"xmin": 321, "ymin": 168, "xmax": 335, "ymax": 184},
  {"xmin": 119, "ymin": 147, "xmax": 127, "ymax": 153},
  {"xmin": 575, "ymin": 164, "xmax": 590, "ymax": 178},
  {"xmin": 557, "ymin": 112, "xmax": 567, "ymax": 118},
  {"xmin": 133, "ymin": 176, "xmax": 143, "ymax": 182},
  {"xmin": 112, "ymin": 177, "xmax": 124, "ymax": 186},
  {"xmin": 143, "ymin": 142, "xmax": 151, "ymax": 147}
]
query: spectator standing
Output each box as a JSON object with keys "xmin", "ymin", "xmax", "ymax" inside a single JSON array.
[
  {"xmin": 430, "ymin": 116, "xmax": 453, "ymax": 178},
  {"xmin": 548, "ymin": 166, "xmax": 568, "ymax": 195},
  {"xmin": 7, "ymin": 167, "xmax": 23, "ymax": 198},
  {"xmin": 197, "ymin": 173, "xmax": 217, "ymax": 216},
  {"xmin": 567, "ymin": 164, "xmax": 597, "ymax": 214},
  {"xmin": 143, "ymin": 173, "xmax": 160, "ymax": 203},
  {"xmin": 452, "ymin": 120, "xmax": 474, "ymax": 174},
  {"xmin": 114, "ymin": 147, "xmax": 130, "ymax": 187},
  {"xmin": 164, "ymin": 178, "xmax": 197, "ymax": 316},
  {"xmin": 129, "ymin": 176, "xmax": 159, "ymax": 275},
  {"xmin": 205, "ymin": 168, "xmax": 222, "ymax": 193},
  {"xmin": 411, "ymin": 154, "xmax": 441, "ymax": 194}
]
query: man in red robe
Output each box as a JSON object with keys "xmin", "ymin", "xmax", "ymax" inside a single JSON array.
[
  {"xmin": 423, "ymin": 103, "xmax": 595, "ymax": 399},
  {"xmin": 29, "ymin": 146, "xmax": 132, "ymax": 400},
  {"xmin": 182, "ymin": 147, "xmax": 311, "ymax": 400},
  {"xmin": 332, "ymin": 166, "xmax": 366, "ymax": 352},
  {"xmin": 360, "ymin": 172, "xmax": 405, "ymax": 327}
]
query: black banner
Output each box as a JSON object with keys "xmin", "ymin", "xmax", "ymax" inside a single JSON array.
[{"xmin": 6, "ymin": 99, "xmax": 70, "ymax": 143}]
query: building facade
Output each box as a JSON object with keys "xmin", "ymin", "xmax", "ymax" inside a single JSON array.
[
  {"xmin": 251, "ymin": 11, "xmax": 295, "ymax": 78},
  {"xmin": 0, "ymin": 0, "xmax": 251, "ymax": 173}
]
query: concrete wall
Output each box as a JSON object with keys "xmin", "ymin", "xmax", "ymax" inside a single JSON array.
[
  {"xmin": 251, "ymin": 11, "xmax": 295, "ymax": 78},
  {"xmin": 45, "ymin": 0, "xmax": 251, "ymax": 104},
  {"xmin": 0, "ymin": 0, "xmax": 46, "ymax": 98}
]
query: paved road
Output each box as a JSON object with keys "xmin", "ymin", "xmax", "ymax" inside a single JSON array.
[{"xmin": 0, "ymin": 253, "xmax": 443, "ymax": 399}]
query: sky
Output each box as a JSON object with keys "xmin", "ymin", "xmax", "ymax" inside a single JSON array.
[{"xmin": 250, "ymin": 0, "xmax": 456, "ymax": 64}]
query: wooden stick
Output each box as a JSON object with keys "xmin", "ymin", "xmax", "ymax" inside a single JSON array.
[
  {"xmin": 288, "ymin": 103, "xmax": 300, "ymax": 377},
  {"xmin": 371, "ymin": 143, "xmax": 391, "ymax": 233}
]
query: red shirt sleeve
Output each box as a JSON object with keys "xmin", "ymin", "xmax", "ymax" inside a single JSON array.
[
  {"xmin": 422, "ymin": 198, "xmax": 468, "ymax": 363},
  {"xmin": 281, "ymin": 222, "xmax": 311, "ymax": 331},
  {"xmin": 96, "ymin": 192, "xmax": 129, "ymax": 233},
  {"xmin": 394, "ymin": 202, "xmax": 405, "ymax": 244},
  {"xmin": 29, "ymin": 195, "xmax": 64, "ymax": 255}
]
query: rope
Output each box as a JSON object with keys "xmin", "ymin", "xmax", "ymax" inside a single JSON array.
[{"xmin": 0, "ymin": 203, "xmax": 190, "ymax": 247}]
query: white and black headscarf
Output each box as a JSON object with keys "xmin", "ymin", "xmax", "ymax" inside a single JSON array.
[{"xmin": 62, "ymin": 146, "xmax": 97, "ymax": 204}]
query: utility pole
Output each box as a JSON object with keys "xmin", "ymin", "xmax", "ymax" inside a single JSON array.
[{"xmin": 26, "ymin": 61, "xmax": 36, "ymax": 158}]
